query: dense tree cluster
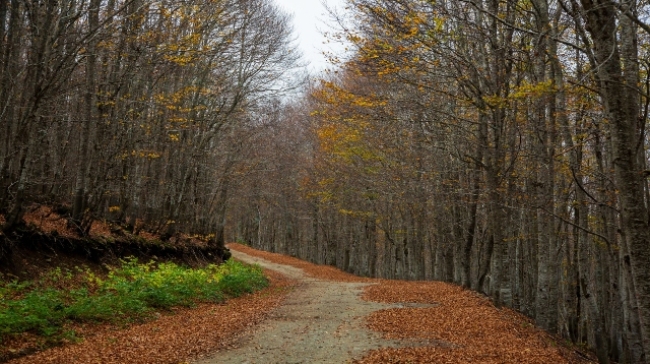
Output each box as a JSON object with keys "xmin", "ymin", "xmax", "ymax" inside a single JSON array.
[
  {"xmin": 4, "ymin": 0, "xmax": 650, "ymax": 362},
  {"xmin": 231, "ymin": 1, "xmax": 650, "ymax": 362},
  {"xmin": 0, "ymin": 0, "xmax": 297, "ymax": 251}
]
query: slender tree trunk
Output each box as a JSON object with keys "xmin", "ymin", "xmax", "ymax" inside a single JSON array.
[
  {"xmin": 463, "ymin": 147, "xmax": 481, "ymax": 288},
  {"xmin": 72, "ymin": 0, "xmax": 101, "ymax": 233}
]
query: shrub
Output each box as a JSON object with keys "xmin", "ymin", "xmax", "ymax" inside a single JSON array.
[
  {"xmin": 0, "ymin": 259, "xmax": 267, "ymax": 343},
  {"xmin": 217, "ymin": 260, "xmax": 268, "ymax": 296},
  {"xmin": 0, "ymin": 289, "xmax": 65, "ymax": 337}
]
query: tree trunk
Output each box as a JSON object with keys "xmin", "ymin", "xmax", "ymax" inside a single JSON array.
[{"xmin": 72, "ymin": 0, "xmax": 101, "ymax": 233}]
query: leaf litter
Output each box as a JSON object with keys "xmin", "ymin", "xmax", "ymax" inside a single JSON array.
[{"xmin": 229, "ymin": 244, "xmax": 593, "ymax": 364}]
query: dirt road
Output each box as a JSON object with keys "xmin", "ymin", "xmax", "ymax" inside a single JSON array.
[{"xmin": 195, "ymin": 249, "xmax": 410, "ymax": 364}]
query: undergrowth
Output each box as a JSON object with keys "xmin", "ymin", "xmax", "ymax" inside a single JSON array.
[{"xmin": 0, "ymin": 259, "xmax": 267, "ymax": 344}]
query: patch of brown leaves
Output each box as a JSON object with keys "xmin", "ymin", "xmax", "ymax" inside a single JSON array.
[
  {"xmin": 358, "ymin": 281, "xmax": 589, "ymax": 363},
  {"xmin": 23, "ymin": 206, "xmax": 78, "ymax": 239},
  {"xmin": 136, "ymin": 230, "xmax": 160, "ymax": 242},
  {"xmin": 89, "ymin": 220, "xmax": 112, "ymax": 238},
  {"xmin": 228, "ymin": 243, "xmax": 372, "ymax": 282},
  {"xmin": 7, "ymin": 270, "xmax": 295, "ymax": 364},
  {"xmin": 175, "ymin": 234, "xmax": 209, "ymax": 249},
  {"xmin": 20, "ymin": 205, "xmax": 111, "ymax": 239}
]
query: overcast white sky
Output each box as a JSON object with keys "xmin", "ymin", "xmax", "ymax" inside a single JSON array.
[{"xmin": 273, "ymin": 0, "xmax": 347, "ymax": 73}]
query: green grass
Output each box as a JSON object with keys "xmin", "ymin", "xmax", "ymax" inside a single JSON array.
[{"xmin": 0, "ymin": 259, "xmax": 267, "ymax": 343}]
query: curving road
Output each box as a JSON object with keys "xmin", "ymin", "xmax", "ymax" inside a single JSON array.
[{"xmin": 194, "ymin": 249, "xmax": 407, "ymax": 364}]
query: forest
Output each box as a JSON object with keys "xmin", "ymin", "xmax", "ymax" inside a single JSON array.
[{"xmin": 1, "ymin": 0, "xmax": 650, "ymax": 363}]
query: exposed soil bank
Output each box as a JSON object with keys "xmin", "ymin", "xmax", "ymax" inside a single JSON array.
[{"xmin": 0, "ymin": 224, "xmax": 228, "ymax": 281}]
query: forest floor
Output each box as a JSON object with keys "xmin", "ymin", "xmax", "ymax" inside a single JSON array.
[
  {"xmin": 5, "ymin": 241, "xmax": 595, "ymax": 363},
  {"xmin": 197, "ymin": 244, "xmax": 594, "ymax": 364}
]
